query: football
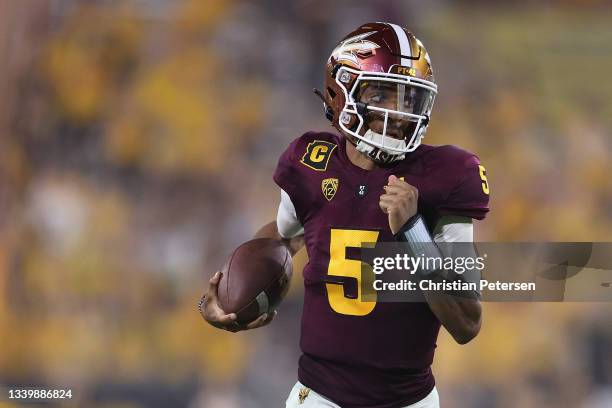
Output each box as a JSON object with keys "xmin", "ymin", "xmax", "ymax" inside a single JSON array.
[{"xmin": 218, "ymin": 238, "xmax": 293, "ymax": 324}]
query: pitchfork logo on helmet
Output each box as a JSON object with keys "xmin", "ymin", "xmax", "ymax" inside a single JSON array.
[
  {"xmin": 319, "ymin": 22, "xmax": 437, "ymax": 164},
  {"xmin": 329, "ymin": 32, "xmax": 380, "ymax": 66}
]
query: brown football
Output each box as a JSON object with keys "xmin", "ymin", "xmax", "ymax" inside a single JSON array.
[{"xmin": 217, "ymin": 238, "xmax": 292, "ymax": 325}]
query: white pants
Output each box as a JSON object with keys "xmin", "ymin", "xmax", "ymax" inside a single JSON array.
[{"xmin": 285, "ymin": 381, "xmax": 440, "ymax": 408}]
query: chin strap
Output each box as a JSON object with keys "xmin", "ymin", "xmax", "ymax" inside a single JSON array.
[{"xmin": 313, "ymin": 88, "xmax": 334, "ymax": 122}]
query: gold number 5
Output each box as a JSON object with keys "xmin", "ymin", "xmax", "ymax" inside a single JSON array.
[
  {"xmin": 326, "ymin": 228, "xmax": 380, "ymax": 316},
  {"xmin": 478, "ymin": 165, "xmax": 490, "ymax": 195}
]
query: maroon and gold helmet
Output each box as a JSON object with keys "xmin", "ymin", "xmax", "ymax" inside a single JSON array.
[{"xmin": 321, "ymin": 22, "xmax": 437, "ymax": 163}]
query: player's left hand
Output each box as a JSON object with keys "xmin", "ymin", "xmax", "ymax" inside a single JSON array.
[{"xmin": 379, "ymin": 175, "xmax": 419, "ymax": 234}]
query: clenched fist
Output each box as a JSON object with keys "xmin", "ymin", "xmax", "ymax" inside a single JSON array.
[{"xmin": 379, "ymin": 175, "xmax": 419, "ymax": 234}]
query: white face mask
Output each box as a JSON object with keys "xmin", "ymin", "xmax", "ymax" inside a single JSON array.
[{"xmin": 334, "ymin": 67, "xmax": 437, "ymax": 161}]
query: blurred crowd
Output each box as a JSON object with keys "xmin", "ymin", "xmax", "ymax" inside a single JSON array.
[{"xmin": 0, "ymin": 1, "xmax": 611, "ymax": 407}]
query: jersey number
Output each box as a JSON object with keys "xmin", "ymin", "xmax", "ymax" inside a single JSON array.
[
  {"xmin": 325, "ymin": 228, "xmax": 380, "ymax": 316},
  {"xmin": 478, "ymin": 165, "xmax": 490, "ymax": 195}
]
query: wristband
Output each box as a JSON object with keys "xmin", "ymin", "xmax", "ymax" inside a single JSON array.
[
  {"xmin": 394, "ymin": 215, "xmax": 443, "ymax": 277},
  {"xmin": 395, "ymin": 215, "xmax": 481, "ymax": 298}
]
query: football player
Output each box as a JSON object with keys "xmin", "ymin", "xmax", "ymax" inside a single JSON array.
[{"xmin": 200, "ymin": 22, "xmax": 490, "ymax": 408}]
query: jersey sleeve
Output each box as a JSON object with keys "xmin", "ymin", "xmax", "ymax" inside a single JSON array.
[
  {"xmin": 437, "ymin": 154, "xmax": 490, "ymax": 220},
  {"xmin": 272, "ymin": 134, "xmax": 311, "ymax": 224}
]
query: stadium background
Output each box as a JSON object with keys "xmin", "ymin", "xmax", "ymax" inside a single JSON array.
[{"xmin": 0, "ymin": 0, "xmax": 611, "ymax": 407}]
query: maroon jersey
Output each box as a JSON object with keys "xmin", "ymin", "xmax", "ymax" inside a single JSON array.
[{"xmin": 273, "ymin": 131, "xmax": 489, "ymax": 408}]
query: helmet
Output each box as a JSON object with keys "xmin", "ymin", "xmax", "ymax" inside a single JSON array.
[{"xmin": 320, "ymin": 22, "xmax": 437, "ymax": 164}]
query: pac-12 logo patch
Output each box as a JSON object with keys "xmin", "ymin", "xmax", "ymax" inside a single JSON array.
[
  {"xmin": 321, "ymin": 178, "xmax": 339, "ymax": 201},
  {"xmin": 300, "ymin": 140, "xmax": 337, "ymax": 171}
]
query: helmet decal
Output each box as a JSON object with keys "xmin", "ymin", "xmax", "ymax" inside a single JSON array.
[{"xmin": 329, "ymin": 31, "xmax": 380, "ymax": 67}]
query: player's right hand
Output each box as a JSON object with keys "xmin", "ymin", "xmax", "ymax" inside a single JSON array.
[{"xmin": 199, "ymin": 271, "xmax": 276, "ymax": 332}]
